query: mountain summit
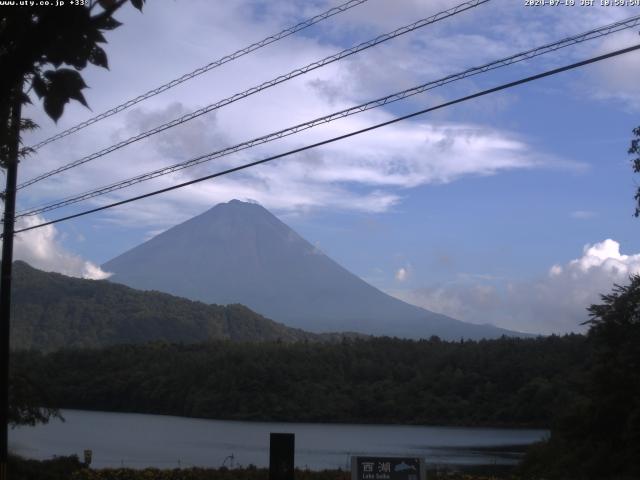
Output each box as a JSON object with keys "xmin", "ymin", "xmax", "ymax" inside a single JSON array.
[{"xmin": 103, "ymin": 200, "xmax": 522, "ymax": 340}]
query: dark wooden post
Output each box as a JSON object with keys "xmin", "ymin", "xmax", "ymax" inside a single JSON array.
[
  {"xmin": 0, "ymin": 77, "xmax": 23, "ymax": 480},
  {"xmin": 269, "ymin": 433, "xmax": 294, "ymax": 480}
]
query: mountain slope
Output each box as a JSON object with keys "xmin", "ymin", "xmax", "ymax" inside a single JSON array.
[
  {"xmin": 104, "ymin": 200, "xmax": 524, "ymax": 340},
  {"xmin": 10, "ymin": 261, "xmax": 325, "ymax": 351}
]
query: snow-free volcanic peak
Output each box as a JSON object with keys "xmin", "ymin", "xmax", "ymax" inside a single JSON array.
[{"xmin": 103, "ymin": 200, "xmax": 524, "ymax": 340}]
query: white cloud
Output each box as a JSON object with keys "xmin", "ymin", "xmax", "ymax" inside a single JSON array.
[
  {"xmin": 558, "ymin": 238, "xmax": 640, "ymax": 277},
  {"xmin": 14, "ymin": 0, "xmax": 585, "ymax": 232},
  {"xmin": 395, "ymin": 267, "xmax": 408, "ymax": 282},
  {"xmin": 11, "ymin": 215, "xmax": 111, "ymax": 280},
  {"xmin": 19, "ymin": 104, "xmax": 572, "ymax": 230},
  {"xmin": 589, "ymin": 30, "xmax": 640, "ymax": 111},
  {"xmin": 549, "ymin": 264, "xmax": 563, "ymax": 276},
  {"xmin": 571, "ymin": 210, "xmax": 597, "ymax": 219},
  {"xmin": 394, "ymin": 239, "xmax": 640, "ymax": 335}
]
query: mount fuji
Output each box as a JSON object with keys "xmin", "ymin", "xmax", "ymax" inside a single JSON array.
[{"xmin": 103, "ymin": 200, "xmax": 525, "ymax": 340}]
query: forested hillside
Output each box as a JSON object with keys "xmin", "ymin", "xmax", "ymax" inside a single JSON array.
[
  {"xmin": 9, "ymin": 261, "xmax": 327, "ymax": 351},
  {"xmin": 13, "ymin": 335, "xmax": 587, "ymax": 427}
]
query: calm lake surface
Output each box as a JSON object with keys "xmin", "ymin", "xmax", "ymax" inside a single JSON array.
[{"xmin": 9, "ymin": 410, "xmax": 547, "ymax": 470}]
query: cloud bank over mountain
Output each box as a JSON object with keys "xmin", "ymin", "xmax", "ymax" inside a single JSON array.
[
  {"xmin": 395, "ymin": 239, "xmax": 640, "ymax": 334},
  {"xmin": 9, "ymin": 215, "xmax": 111, "ymax": 280}
]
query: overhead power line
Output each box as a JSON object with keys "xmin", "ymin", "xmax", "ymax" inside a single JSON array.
[
  {"xmin": 26, "ymin": 0, "xmax": 371, "ymax": 151},
  {"xmin": 17, "ymin": 0, "xmax": 489, "ymax": 191},
  {"xmin": 11, "ymin": 43, "xmax": 640, "ymax": 237},
  {"xmin": 16, "ymin": 14, "xmax": 640, "ymax": 218}
]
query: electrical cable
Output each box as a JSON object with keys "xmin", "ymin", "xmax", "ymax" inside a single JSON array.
[
  {"xmin": 11, "ymin": 43, "xmax": 640, "ymax": 236},
  {"xmin": 16, "ymin": 14, "xmax": 640, "ymax": 218},
  {"xmin": 16, "ymin": 0, "xmax": 488, "ymax": 191},
  {"xmin": 26, "ymin": 0, "xmax": 372, "ymax": 151}
]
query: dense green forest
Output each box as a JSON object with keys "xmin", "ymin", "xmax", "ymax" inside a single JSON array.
[
  {"xmin": 13, "ymin": 334, "xmax": 587, "ymax": 428},
  {"xmin": 9, "ymin": 261, "xmax": 353, "ymax": 351}
]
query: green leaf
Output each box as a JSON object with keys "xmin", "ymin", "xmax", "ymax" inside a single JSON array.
[
  {"xmin": 31, "ymin": 75, "xmax": 47, "ymax": 99},
  {"xmin": 43, "ymin": 95, "xmax": 65, "ymax": 122},
  {"xmin": 41, "ymin": 68, "xmax": 90, "ymax": 121},
  {"xmin": 97, "ymin": 0, "xmax": 117, "ymax": 8},
  {"xmin": 88, "ymin": 45, "xmax": 108, "ymax": 69},
  {"xmin": 130, "ymin": 0, "xmax": 144, "ymax": 11},
  {"xmin": 19, "ymin": 119, "xmax": 39, "ymax": 132},
  {"xmin": 95, "ymin": 15, "xmax": 122, "ymax": 31},
  {"xmin": 90, "ymin": 29, "xmax": 107, "ymax": 44}
]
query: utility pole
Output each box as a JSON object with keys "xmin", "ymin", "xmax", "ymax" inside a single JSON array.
[{"xmin": 0, "ymin": 78, "xmax": 23, "ymax": 480}]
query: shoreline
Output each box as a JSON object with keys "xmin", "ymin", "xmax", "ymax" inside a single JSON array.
[{"xmin": 45, "ymin": 407, "xmax": 553, "ymax": 431}]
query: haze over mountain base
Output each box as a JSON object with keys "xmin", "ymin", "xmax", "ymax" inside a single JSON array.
[{"xmin": 104, "ymin": 200, "xmax": 526, "ymax": 340}]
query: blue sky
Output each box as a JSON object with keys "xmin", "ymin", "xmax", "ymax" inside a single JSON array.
[{"xmin": 12, "ymin": 0, "xmax": 640, "ymax": 334}]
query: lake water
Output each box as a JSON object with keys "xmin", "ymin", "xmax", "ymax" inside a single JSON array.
[{"xmin": 9, "ymin": 410, "xmax": 547, "ymax": 470}]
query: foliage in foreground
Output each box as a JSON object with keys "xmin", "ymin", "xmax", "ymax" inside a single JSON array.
[
  {"xmin": 8, "ymin": 368, "xmax": 61, "ymax": 427},
  {"xmin": 14, "ymin": 334, "xmax": 587, "ymax": 427},
  {"xmin": 8, "ymin": 454, "xmax": 84, "ymax": 480},
  {"xmin": 2, "ymin": 0, "xmax": 141, "ymax": 428},
  {"xmin": 72, "ymin": 468, "xmax": 510, "ymax": 480},
  {"xmin": 8, "ymin": 455, "xmax": 515, "ymax": 480},
  {"xmin": 519, "ymin": 276, "xmax": 640, "ymax": 479}
]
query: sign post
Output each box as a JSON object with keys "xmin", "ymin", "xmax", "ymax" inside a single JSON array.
[
  {"xmin": 351, "ymin": 457, "xmax": 425, "ymax": 480},
  {"xmin": 269, "ymin": 433, "xmax": 294, "ymax": 480},
  {"xmin": 83, "ymin": 449, "xmax": 92, "ymax": 467}
]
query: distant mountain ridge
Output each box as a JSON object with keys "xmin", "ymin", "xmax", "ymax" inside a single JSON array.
[
  {"xmin": 10, "ymin": 261, "xmax": 338, "ymax": 352},
  {"xmin": 104, "ymin": 200, "xmax": 526, "ymax": 340}
]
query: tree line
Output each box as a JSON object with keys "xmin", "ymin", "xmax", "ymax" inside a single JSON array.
[{"xmin": 12, "ymin": 334, "xmax": 587, "ymax": 428}]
